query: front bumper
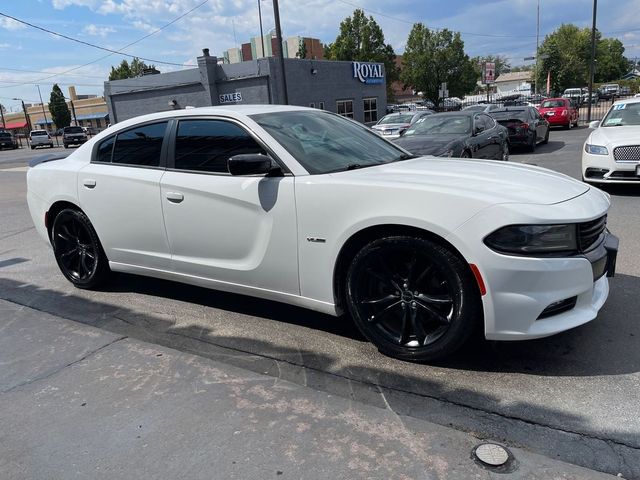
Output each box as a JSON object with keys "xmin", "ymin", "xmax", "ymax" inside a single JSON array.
[
  {"xmin": 582, "ymin": 151, "xmax": 640, "ymax": 183},
  {"xmin": 449, "ymin": 190, "xmax": 615, "ymax": 340}
]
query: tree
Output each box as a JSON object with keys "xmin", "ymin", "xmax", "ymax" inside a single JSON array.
[
  {"xmin": 48, "ymin": 84, "xmax": 71, "ymax": 129},
  {"xmin": 401, "ymin": 24, "xmax": 477, "ymax": 103},
  {"xmin": 471, "ymin": 54, "xmax": 511, "ymax": 79},
  {"xmin": 326, "ymin": 9, "xmax": 398, "ymax": 96},
  {"xmin": 296, "ymin": 39, "xmax": 307, "ymax": 59},
  {"xmin": 536, "ymin": 24, "xmax": 628, "ymax": 92},
  {"xmin": 108, "ymin": 57, "xmax": 155, "ymax": 80}
]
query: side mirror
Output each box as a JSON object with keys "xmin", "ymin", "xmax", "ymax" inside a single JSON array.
[
  {"xmin": 589, "ymin": 120, "xmax": 600, "ymax": 129},
  {"xmin": 473, "ymin": 126, "xmax": 484, "ymax": 136},
  {"xmin": 228, "ymin": 153, "xmax": 276, "ymax": 176}
]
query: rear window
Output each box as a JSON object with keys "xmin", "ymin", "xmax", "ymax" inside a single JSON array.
[
  {"xmin": 491, "ymin": 110, "xmax": 528, "ymax": 121},
  {"xmin": 31, "ymin": 130, "xmax": 48, "ymax": 136},
  {"xmin": 378, "ymin": 114, "xmax": 413, "ymax": 125},
  {"xmin": 64, "ymin": 126, "xmax": 84, "ymax": 134},
  {"xmin": 0, "ymin": 132, "xmax": 11, "ymax": 138},
  {"xmin": 541, "ymin": 100, "xmax": 566, "ymax": 108}
]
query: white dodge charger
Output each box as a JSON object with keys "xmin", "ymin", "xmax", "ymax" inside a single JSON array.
[
  {"xmin": 27, "ymin": 105, "xmax": 618, "ymax": 362},
  {"xmin": 583, "ymin": 97, "xmax": 640, "ymax": 183}
]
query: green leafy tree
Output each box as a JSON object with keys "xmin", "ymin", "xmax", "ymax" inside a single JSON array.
[
  {"xmin": 108, "ymin": 57, "xmax": 155, "ymax": 80},
  {"xmin": 471, "ymin": 54, "xmax": 511, "ymax": 79},
  {"xmin": 296, "ymin": 39, "xmax": 307, "ymax": 59},
  {"xmin": 326, "ymin": 9, "xmax": 398, "ymax": 96},
  {"xmin": 536, "ymin": 24, "xmax": 628, "ymax": 92},
  {"xmin": 401, "ymin": 24, "xmax": 477, "ymax": 102},
  {"xmin": 48, "ymin": 84, "xmax": 71, "ymax": 128}
]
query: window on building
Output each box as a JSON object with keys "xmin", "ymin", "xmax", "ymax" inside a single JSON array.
[
  {"xmin": 96, "ymin": 119, "xmax": 102, "ymax": 128},
  {"xmin": 309, "ymin": 102, "xmax": 315, "ymax": 108},
  {"xmin": 174, "ymin": 120, "xmax": 266, "ymax": 173},
  {"xmin": 336, "ymin": 100, "xmax": 354, "ymax": 119},
  {"xmin": 363, "ymin": 98, "xmax": 378, "ymax": 123},
  {"xmin": 112, "ymin": 122, "xmax": 168, "ymax": 167},
  {"xmin": 319, "ymin": 102, "xmax": 325, "ymax": 110}
]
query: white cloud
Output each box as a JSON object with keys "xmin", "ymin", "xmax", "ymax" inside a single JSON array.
[
  {"xmin": 83, "ymin": 24, "xmax": 116, "ymax": 37},
  {"xmin": 131, "ymin": 20, "xmax": 156, "ymax": 33},
  {"xmin": 52, "ymin": 0, "xmax": 98, "ymax": 8},
  {"xmin": 0, "ymin": 17, "xmax": 26, "ymax": 31}
]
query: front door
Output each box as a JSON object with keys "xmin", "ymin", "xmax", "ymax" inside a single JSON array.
[{"xmin": 160, "ymin": 118, "xmax": 299, "ymax": 295}]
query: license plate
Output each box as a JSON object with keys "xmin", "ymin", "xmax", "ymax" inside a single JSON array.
[
  {"xmin": 383, "ymin": 130, "xmax": 391, "ymax": 135},
  {"xmin": 547, "ymin": 112, "xmax": 555, "ymax": 116}
]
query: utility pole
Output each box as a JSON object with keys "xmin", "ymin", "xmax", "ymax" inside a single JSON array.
[
  {"xmin": 36, "ymin": 85, "xmax": 59, "ymax": 146},
  {"xmin": 272, "ymin": 0, "xmax": 288, "ymax": 104},
  {"xmin": 587, "ymin": 0, "xmax": 598, "ymax": 123},
  {"xmin": 12, "ymin": 98, "xmax": 32, "ymax": 132},
  {"xmin": 69, "ymin": 99, "xmax": 78, "ymax": 126},
  {"xmin": 258, "ymin": 0, "xmax": 265, "ymax": 58},
  {"xmin": 535, "ymin": 0, "xmax": 540, "ymax": 94}
]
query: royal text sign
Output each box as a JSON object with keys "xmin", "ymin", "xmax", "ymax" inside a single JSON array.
[{"xmin": 352, "ymin": 62, "xmax": 384, "ymax": 85}]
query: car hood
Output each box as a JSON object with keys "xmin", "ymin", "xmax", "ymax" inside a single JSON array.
[
  {"xmin": 334, "ymin": 157, "xmax": 589, "ymax": 205},
  {"xmin": 393, "ymin": 135, "xmax": 460, "ymax": 156},
  {"xmin": 588, "ymin": 126, "xmax": 640, "ymax": 146}
]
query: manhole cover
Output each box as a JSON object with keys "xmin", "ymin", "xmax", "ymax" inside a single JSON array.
[{"xmin": 474, "ymin": 443, "xmax": 510, "ymax": 466}]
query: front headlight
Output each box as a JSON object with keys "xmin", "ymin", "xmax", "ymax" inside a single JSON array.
[
  {"xmin": 585, "ymin": 144, "xmax": 609, "ymax": 155},
  {"xmin": 484, "ymin": 224, "xmax": 578, "ymax": 255}
]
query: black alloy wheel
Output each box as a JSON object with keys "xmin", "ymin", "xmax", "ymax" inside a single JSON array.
[
  {"xmin": 345, "ymin": 236, "xmax": 482, "ymax": 362},
  {"xmin": 51, "ymin": 209, "xmax": 110, "ymax": 289},
  {"xmin": 542, "ymin": 128, "xmax": 550, "ymax": 144},
  {"xmin": 528, "ymin": 133, "xmax": 537, "ymax": 152}
]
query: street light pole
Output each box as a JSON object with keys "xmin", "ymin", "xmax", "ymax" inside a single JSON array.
[
  {"xmin": 587, "ymin": 0, "xmax": 598, "ymax": 123},
  {"xmin": 258, "ymin": 0, "xmax": 265, "ymax": 58},
  {"xmin": 272, "ymin": 0, "xmax": 288, "ymax": 104}
]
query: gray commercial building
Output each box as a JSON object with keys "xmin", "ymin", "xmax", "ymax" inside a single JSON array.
[{"xmin": 104, "ymin": 50, "xmax": 387, "ymax": 125}]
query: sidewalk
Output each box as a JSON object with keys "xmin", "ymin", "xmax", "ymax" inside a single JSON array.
[{"xmin": 0, "ymin": 299, "xmax": 615, "ymax": 479}]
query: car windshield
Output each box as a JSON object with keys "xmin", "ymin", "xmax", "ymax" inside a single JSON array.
[
  {"xmin": 64, "ymin": 126, "xmax": 84, "ymax": 133},
  {"xmin": 251, "ymin": 111, "xmax": 409, "ymax": 174},
  {"xmin": 541, "ymin": 100, "xmax": 565, "ymax": 108},
  {"xmin": 403, "ymin": 115, "xmax": 471, "ymax": 136},
  {"xmin": 378, "ymin": 114, "xmax": 414, "ymax": 125},
  {"xmin": 31, "ymin": 131, "xmax": 47, "ymax": 136},
  {"xmin": 491, "ymin": 110, "xmax": 527, "ymax": 121},
  {"xmin": 0, "ymin": 132, "xmax": 11, "ymax": 138},
  {"xmin": 601, "ymin": 102, "xmax": 640, "ymax": 127}
]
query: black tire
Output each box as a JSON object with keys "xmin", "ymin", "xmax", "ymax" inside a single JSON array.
[
  {"xmin": 64, "ymin": 144, "xmax": 68, "ymax": 149},
  {"xmin": 30, "ymin": 145, "xmax": 35, "ymax": 150},
  {"xmin": 460, "ymin": 150, "xmax": 471, "ymax": 158},
  {"xmin": 345, "ymin": 236, "xmax": 482, "ymax": 362},
  {"xmin": 528, "ymin": 133, "xmax": 536, "ymax": 152},
  {"xmin": 542, "ymin": 128, "xmax": 549, "ymax": 144},
  {"xmin": 51, "ymin": 208, "xmax": 110, "ymax": 289},
  {"xmin": 565, "ymin": 121, "xmax": 572, "ymax": 130},
  {"xmin": 501, "ymin": 142, "xmax": 509, "ymax": 161}
]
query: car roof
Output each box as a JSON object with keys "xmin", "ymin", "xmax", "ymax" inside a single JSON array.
[
  {"xmin": 430, "ymin": 111, "xmax": 476, "ymax": 117},
  {"xmin": 613, "ymin": 97, "xmax": 640, "ymax": 106}
]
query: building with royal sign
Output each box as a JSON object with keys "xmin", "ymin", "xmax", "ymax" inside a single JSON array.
[{"xmin": 104, "ymin": 49, "xmax": 387, "ymax": 125}]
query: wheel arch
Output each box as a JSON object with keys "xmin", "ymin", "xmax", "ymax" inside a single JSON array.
[
  {"xmin": 46, "ymin": 200, "xmax": 85, "ymax": 242},
  {"xmin": 332, "ymin": 223, "xmax": 482, "ymax": 312}
]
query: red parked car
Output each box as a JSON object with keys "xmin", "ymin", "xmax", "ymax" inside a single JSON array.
[{"xmin": 537, "ymin": 98, "xmax": 579, "ymax": 129}]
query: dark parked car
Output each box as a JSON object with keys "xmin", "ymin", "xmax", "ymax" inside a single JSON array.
[
  {"xmin": 62, "ymin": 126, "xmax": 88, "ymax": 148},
  {"xmin": 0, "ymin": 131, "xmax": 19, "ymax": 149},
  {"xmin": 491, "ymin": 106, "xmax": 550, "ymax": 152},
  {"xmin": 393, "ymin": 111, "xmax": 510, "ymax": 160}
]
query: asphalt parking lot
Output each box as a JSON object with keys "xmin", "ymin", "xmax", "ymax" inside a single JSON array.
[{"xmin": 1, "ymin": 127, "xmax": 639, "ymax": 478}]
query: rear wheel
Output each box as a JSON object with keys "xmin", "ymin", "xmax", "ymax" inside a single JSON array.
[
  {"xmin": 345, "ymin": 236, "xmax": 482, "ymax": 362},
  {"xmin": 501, "ymin": 142, "xmax": 509, "ymax": 161},
  {"xmin": 542, "ymin": 128, "xmax": 549, "ymax": 144},
  {"xmin": 528, "ymin": 134, "xmax": 536, "ymax": 152},
  {"xmin": 51, "ymin": 209, "xmax": 110, "ymax": 289},
  {"xmin": 460, "ymin": 150, "xmax": 471, "ymax": 158}
]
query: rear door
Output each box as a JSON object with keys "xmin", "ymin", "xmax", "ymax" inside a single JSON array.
[
  {"xmin": 472, "ymin": 114, "xmax": 492, "ymax": 158},
  {"xmin": 78, "ymin": 121, "xmax": 171, "ymax": 270},
  {"xmin": 159, "ymin": 117, "xmax": 299, "ymax": 295}
]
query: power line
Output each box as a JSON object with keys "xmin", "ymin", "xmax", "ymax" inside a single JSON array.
[
  {"xmin": 0, "ymin": 67, "xmax": 106, "ymax": 79},
  {"xmin": 0, "ymin": 1, "xmax": 208, "ymax": 90},
  {"xmin": 0, "ymin": 10, "xmax": 205, "ymax": 66}
]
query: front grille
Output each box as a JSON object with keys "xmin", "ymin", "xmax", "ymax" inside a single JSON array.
[
  {"xmin": 578, "ymin": 215, "xmax": 607, "ymax": 252},
  {"xmin": 613, "ymin": 145, "xmax": 640, "ymax": 162}
]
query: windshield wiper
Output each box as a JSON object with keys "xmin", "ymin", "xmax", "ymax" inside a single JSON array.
[
  {"xmin": 346, "ymin": 163, "xmax": 363, "ymax": 170},
  {"xmin": 394, "ymin": 153, "xmax": 418, "ymax": 162}
]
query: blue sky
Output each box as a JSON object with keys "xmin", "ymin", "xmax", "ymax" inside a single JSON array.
[{"xmin": 1, "ymin": 0, "xmax": 638, "ymax": 112}]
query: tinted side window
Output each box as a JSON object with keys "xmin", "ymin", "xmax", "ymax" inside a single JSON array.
[
  {"xmin": 112, "ymin": 122, "xmax": 168, "ymax": 167},
  {"xmin": 474, "ymin": 115, "xmax": 487, "ymax": 131},
  {"xmin": 174, "ymin": 120, "xmax": 265, "ymax": 173},
  {"xmin": 481, "ymin": 114, "xmax": 495, "ymax": 129},
  {"xmin": 96, "ymin": 136, "xmax": 115, "ymax": 163}
]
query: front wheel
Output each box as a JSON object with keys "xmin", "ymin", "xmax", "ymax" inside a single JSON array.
[
  {"xmin": 501, "ymin": 142, "xmax": 509, "ymax": 161},
  {"xmin": 51, "ymin": 209, "xmax": 110, "ymax": 289},
  {"xmin": 542, "ymin": 128, "xmax": 549, "ymax": 144},
  {"xmin": 460, "ymin": 150, "xmax": 471, "ymax": 159},
  {"xmin": 345, "ymin": 236, "xmax": 482, "ymax": 362}
]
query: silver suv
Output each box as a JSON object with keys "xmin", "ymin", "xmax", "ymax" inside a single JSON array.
[{"xmin": 29, "ymin": 130, "xmax": 54, "ymax": 149}]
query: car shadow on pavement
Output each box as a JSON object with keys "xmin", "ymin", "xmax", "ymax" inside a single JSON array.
[
  {"xmin": 510, "ymin": 140, "xmax": 565, "ymax": 155},
  {"xmin": 0, "ymin": 275, "xmax": 638, "ymax": 479},
  {"xmin": 598, "ymin": 184, "xmax": 640, "ymax": 197}
]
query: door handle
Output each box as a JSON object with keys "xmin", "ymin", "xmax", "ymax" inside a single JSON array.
[
  {"xmin": 166, "ymin": 192, "xmax": 184, "ymax": 203},
  {"xmin": 83, "ymin": 179, "xmax": 96, "ymax": 189}
]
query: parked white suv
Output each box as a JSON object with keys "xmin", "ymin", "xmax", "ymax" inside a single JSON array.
[{"xmin": 29, "ymin": 130, "xmax": 54, "ymax": 149}]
